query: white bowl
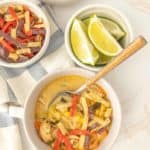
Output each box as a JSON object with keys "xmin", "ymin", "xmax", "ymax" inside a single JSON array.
[
  {"xmin": 0, "ymin": 0, "xmax": 50, "ymax": 68},
  {"xmin": 65, "ymin": 4, "xmax": 133, "ymax": 72},
  {"xmin": 22, "ymin": 68, "xmax": 121, "ymax": 150},
  {"xmin": 48, "ymin": 0, "xmax": 79, "ymax": 5}
]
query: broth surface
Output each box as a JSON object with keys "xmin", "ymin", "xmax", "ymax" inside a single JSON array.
[{"xmin": 35, "ymin": 75, "xmax": 86, "ymax": 119}]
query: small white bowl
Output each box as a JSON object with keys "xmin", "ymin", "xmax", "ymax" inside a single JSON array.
[
  {"xmin": 0, "ymin": 0, "xmax": 50, "ymax": 68},
  {"xmin": 18, "ymin": 67, "xmax": 121, "ymax": 150},
  {"xmin": 65, "ymin": 4, "xmax": 133, "ymax": 72},
  {"xmin": 48, "ymin": 0, "xmax": 79, "ymax": 5}
]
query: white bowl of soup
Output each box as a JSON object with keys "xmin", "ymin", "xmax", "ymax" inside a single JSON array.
[{"xmin": 17, "ymin": 68, "xmax": 122, "ymax": 150}]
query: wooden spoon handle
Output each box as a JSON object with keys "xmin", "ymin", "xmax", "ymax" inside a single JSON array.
[{"xmin": 87, "ymin": 36, "xmax": 147, "ymax": 86}]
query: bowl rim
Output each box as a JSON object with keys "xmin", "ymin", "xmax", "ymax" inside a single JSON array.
[
  {"xmin": 65, "ymin": 4, "xmax": 133, "ymax": 72},
  {"xmin": 23, "ymin": 67, "xmax": 122, "ymax": 150},
  {"xmin": 0, "ymin": 0, "xmax": 50, "ymax": 68}
]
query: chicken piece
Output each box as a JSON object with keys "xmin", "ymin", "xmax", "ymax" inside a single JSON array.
[
  {"xmin": 8, "ymin": 53, "xmax": 19, "ymax": 62},
  {"xmin": 24, "ymin": 11, "xmax": 30, "ymax": 32},
  {"xmin": 39, "ymin": 120, "xmax": 53, "ymax": 143},
  {"xmin": 11, "ymin": 28, "xmax": 17, "ymax": 39},
  {"xmin": 34, "ymin": 24, "xmax": 45, "ymax": 28},
  {"xmin": 27, "ymin": 42, "xmax": 41, "ymax": 48},
  {"xmin": 16, "ymin": 48, "xmax": 31, "ymax": 55}
]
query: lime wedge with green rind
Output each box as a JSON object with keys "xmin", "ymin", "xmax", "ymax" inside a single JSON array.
[
  {"xmin": 70, "ymin": 19, "xmax": 99, "ymax": 65},
  {"xmin": 96, "ymin": 53, "xmax": 112, "ymax": 66},
  {"xmin": 83, "ymin": 17, "xmax": 125, "ymax": 40},
  {"xmin": 88, "ymin": 15, "xmax": 122, "ymax": 57}
]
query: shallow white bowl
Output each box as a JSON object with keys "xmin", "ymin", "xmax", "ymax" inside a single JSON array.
[
  {"xmin": 48, "ymin": 0, "xmax": 79, "ymax": 5},
  {"xmin": 65, "ymin": 4, "xmax": 133, "ymax": 72},
  {"xmin": 0, "ymin": 0, "xmax": 50, "ymax": 68},
  {"xmin": 22, "ymin": 68, "xmax": 121, "ymax": 150}
]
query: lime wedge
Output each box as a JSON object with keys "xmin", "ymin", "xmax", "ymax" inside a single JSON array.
[
  {"xmin": 84, "ymin": 17, "xmax": 125, "ymax": 40},
  {"xmin": 70, "ymin": 19, "xmax": 99, "ymax": 65},
  {"xmin": 88, "ymin": 15, "xmax": 122, "ymax": 57},
  {"xmin": 98, "ymin": 18, "xmax": 125, "ymax": 40},
  {"xmin": 96, "ymin": 53, "xmax": 112, "ymax": 66}
]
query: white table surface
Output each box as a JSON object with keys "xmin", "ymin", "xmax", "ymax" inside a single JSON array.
[{"xmin": 20, "ymin": 0, "xmax": 150, "ymax": 150}]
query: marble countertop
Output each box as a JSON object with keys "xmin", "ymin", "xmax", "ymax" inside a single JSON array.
[{"xmin": 20, "ymin": 0, "xmax": 150, "ymax": 150}]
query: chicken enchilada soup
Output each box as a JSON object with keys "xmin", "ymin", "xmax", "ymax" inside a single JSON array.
[{"xmin": 35, "ymin": 75, "xmax": 112, "ymax": 150}]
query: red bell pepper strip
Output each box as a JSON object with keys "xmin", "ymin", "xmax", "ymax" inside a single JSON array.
[
  {"xmin": 2, "ymin": 21, "xmax": 16, "ymax": 32},
  {"xmin": 63, "ymin": 136, "xmax": 72, "ymax": 150},
  {"xmin": 0, "ymin": 39, "xmax": 15, "ymax": 52},
  {"xmin": 8, "ymin": 7, "xmax": 18, "ymax": 20},
  {"xmin": 17, "ymin": 36, "xmax": 34, "ymax": 43},
  {"xmin": 70, "ymin": 129, "xmax": 91, "ymax": 136},
  {"xmin": 24, "ymin": 52, "xmax": 33, "ymax": 58},
  {"xmin": 54, "ymin": 129, "xmax": 72, "ymax": 150},
  {"xmin": 53, "ymin": 138, "xmax": 62, "ymax": 150},
  {"xmin": 56, "ymin": 129, "xmax": 64, "ymax": 138},
  {"xmin": 34, "ymin": 121, "xmax": 41, "ymax": 130},
  {"xmin": 0, "ymin": 17, "xmax": 4, "ymax": 28},
  {"xmin": 54, "ymin": 129, "xmax": 64, "ymax": 150},
  {"xmin": 70, "ymin": 95, "xmax": 80, "ymax": 116},
  {"xmin": 57, "ymin": 130, "xmax": 72, "ymax": 150}
]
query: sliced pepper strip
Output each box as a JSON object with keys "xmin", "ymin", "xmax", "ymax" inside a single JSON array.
[
  {"xmin": 24, "ymin": 52, "xmax": 33, "ymax": 58},
  {"xmin": 70, "ymin": 129, "xmax": 91, "ymax": 136},
  {"xmin": 54, "ymin": 130, "xmax": 63, "ymax": 150},
  {"xmin": 17, "ymin": 36, "xmax": 34, "ymax": 43},
  {"xmin": 8, "ymin": 7, "xmax": 18, "ymax": 20},
  {"xmin": 54, "ymin": 129, "xmax": 73, "ymax": 150},
  {"xmin": 53, "ymin": 135, "xmax": 62, "ymax": 150},
  {"xmin": 0, "ymin": 39, "xmax": 15, "ymax": 52},
  {"xmin": 63, "ymin": 136, "xmax": 72, "ymax": 150},
  {"xmin": 70, "ymin": 95, "xmax": 80, "ymax": 116},
  {"xmin": 34, "ymin": 120, "xmax": 41, "ymax": 130},
  {"xmin": 2, "ymin": 21, "xmax": 16, "ymax": 32},
  {"xmin": 0, "ymin": 17, "xmax": 4, "ymax": 28}
]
